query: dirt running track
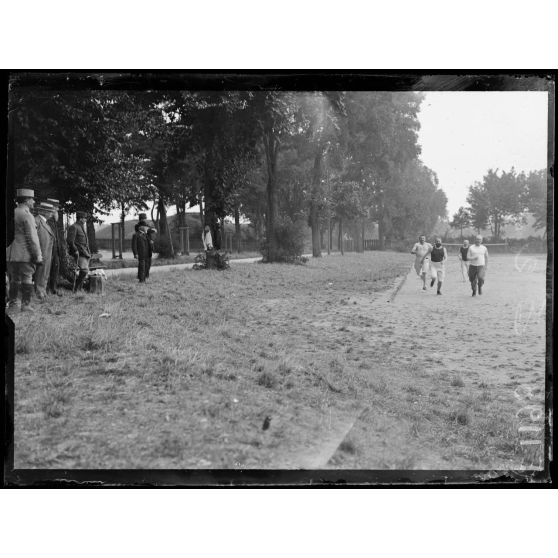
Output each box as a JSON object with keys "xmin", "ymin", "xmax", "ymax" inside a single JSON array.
[{"xmin": 317, "ymin": 253, "xmax": 548, "ymax": 470}]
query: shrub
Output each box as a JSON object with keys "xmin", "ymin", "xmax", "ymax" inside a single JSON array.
[
  {"xmin": 154, "ymin": 235, "xmax": 175, "ymax": 259},
  {"xmin": 192, "ymin": 250, "xmax": 230, "ymax": 270},
  {"xmin": 260, "ymin": 218, "xmax": 306, "ymax": 263}
]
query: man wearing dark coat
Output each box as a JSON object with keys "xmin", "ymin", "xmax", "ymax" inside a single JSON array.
[
  {"xmin": 132, "ymin": 225, "xmax": 153, "ymax": 282},
  {"xmin": 33, "ymin": 202, "xmax": 56, "ymax": 300},
  {"xmin": 66, "ymin": 211, "xmax": 91, "ymax": 292},
  {"xmin": 46, "ymin": 198, "xmax": 63, "ymax": 295},
  {"xmin": 134, "ymin": 213, "xmax": 156, "ymax": 280}
]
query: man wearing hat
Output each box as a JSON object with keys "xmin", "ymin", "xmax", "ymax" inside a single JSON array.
[
  {"xmin": 66, "ymin": 211, "xmax": 91, "ymax": 292},
  {"xmin": 33, "ymin": 202, "xmax": 56, "ymax": 300},
  {"xmin": 46, "ymin": 198, "xmax": 63, "ymax": 295},
  {"xmin": 136, "ymin": 212, "xmax": 156, "ymax": 280},
  {"xmin": 6, "ymin": 189, "xmax": 43, "ymax": 312}
]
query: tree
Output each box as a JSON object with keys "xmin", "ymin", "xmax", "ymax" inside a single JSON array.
[
  {"xmin": 251, "ymin": 92, "xmax": 300, "ymax": 262},
  {"xmin": 450, "ymin": 206, "xmax": 472, "ymax": 239},
  {"xmin": 344, "ymin": 92, "xmax": 424, "ymax": 248},
  {"xmin": 522, "ymin": 169, "xmax": 547, "ymax": 233},
  {"xmin": 384, "ymin": 161, "xmax": 447, "ymax": 240},
  {"xmin": 466, "ymin": 168, "xmax": 526, "ymax": 239},
  {"xmin": 298, "ymin": 92, "xmax": 346, "ymax": 257}
]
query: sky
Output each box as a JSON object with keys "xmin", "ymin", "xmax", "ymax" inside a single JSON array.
[{"xmin": 417, "ymin": 91, "xmax": 548, "ymax": 218}]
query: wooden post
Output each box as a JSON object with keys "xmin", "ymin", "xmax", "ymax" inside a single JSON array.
[
  {"xmin": 185, "ymin": 225, "xmax": 190, "ymax": 255},
  {"xmin": 118, "ymin": 224, "xmax": 123, "ymax": 259},
  {"xmin": 111, "ymin": 223, "xmax": 122, "ymax": 259},
  {"xmin": 111, "ymin": 223, "xmax": 116, "ymax": 259}
]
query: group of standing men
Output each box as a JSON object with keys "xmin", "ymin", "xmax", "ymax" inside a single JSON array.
[
  {"xmin": 411, "ymin": 234, "xmax": 489, "ymax": 296},
  {"xmin": 6, "ymin": 188, "xmax": 92, "ymax": 313}
]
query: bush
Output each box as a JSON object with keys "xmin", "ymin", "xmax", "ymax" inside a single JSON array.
[
  {"xmin": 260, "ymin": 218, "xmax": 306, "ymax": 263},
  {"xmin": 193, "ymin": 250, "xmax": 230, "ymax": 270},
  {"xmin": 154, "ymin": 235, "xmax": 174, "ymax": 259}
]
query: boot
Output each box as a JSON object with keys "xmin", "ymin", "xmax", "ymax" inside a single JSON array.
[
  {"xmin": 430, "ymin": 278, "xmax": 436, "ymax": 288},
  {"xmin": 21, "ymin": 283, "xmax": 36, "ymax": 312},
  {"xmin": 6, "ymin": 281, "xmax": 21, "ymax": 312},
  {"xmin": 74, "ymin": 270, "xmax": 88, "ymax": 292},
  {"xmin": 437, "ymin": 281, "xmax": 442, "ymax": 295},
  {"xmin": 478, "ymin": 283, "xmax": 483, "ymax": 295}
]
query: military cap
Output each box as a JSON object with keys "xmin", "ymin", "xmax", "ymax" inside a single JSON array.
[{"xmin": 16, "ymin": 188, "xmax": 35, "ymax": 199}]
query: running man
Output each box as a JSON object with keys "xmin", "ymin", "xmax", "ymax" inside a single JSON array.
[
  {"xmin": 467, "ymin": 235, "xmax": 488, "ymax": 296},
  {"xmin": 458, "ymin": 239, "xmax": 470, "ymax": 282},
  {"xmin": 421, "ymin": 237, "xmax": 447, "ymax": 295},
  {"xmin": 410, "ymin": 235, "xmax": 432, "ymax": 291}
]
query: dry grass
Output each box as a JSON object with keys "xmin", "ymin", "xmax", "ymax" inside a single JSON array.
[
  {"xmin": 13, "ymin": 252, "xmax": 408, "ymax": 468},
  {"xmin": 11, "ymin": 252, "xmax": 544, "ymax": 470}
]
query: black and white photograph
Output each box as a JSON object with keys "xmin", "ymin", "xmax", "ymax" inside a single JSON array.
[{"xmin": 3, "ymin": 72, "xmax": 553, "ymax": 485}]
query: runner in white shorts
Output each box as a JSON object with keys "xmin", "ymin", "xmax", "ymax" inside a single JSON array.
[
  {"xmin": 410, "ymin": 235, "xmax": 432, "ymax": 291},
  {"xmin": 421, "ymin": 237, "xmax": 447, "ymax": 295}
]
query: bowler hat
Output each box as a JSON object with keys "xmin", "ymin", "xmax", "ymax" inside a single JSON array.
[
  {"xmin": 76, "ymin": 211, "xmax": 88, "ymax": 219},
  {"xmin": 138, "ymin": 213, "xmax": 147, "ymax": 220},
  {"xmin": 16, "ymin": 188, "xmax": 35, "ymax": 199}
]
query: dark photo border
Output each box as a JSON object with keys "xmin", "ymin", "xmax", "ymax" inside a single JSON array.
[{"xmin": 2, "ymin": 71, "xmax": 554, "ymax": 486}]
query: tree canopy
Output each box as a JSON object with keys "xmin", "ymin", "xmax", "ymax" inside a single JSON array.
[{"xmin": 9, "ymin": 87, "xmax": 453, "ymax": 260}]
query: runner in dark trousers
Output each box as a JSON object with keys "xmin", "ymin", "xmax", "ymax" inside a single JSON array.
[
  {"xmin": 467, "ymin": 235, "xmax": 489, "ymax": 296},
  {"xmin": 458, "ymin": 239, "xmax": 470, "ymax": 282}
]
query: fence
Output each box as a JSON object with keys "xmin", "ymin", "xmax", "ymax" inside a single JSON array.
[{"xmin": 95, "ymin": 230, "xmax": 260, "ymax": 256}]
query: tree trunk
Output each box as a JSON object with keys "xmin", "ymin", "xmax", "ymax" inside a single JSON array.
[
  {"xmin": 339, "ymin": 218, "xmax": 344, "ymax": 256},
  {"xmin": 198, "ymin": 190, "xmax": 204, "ymax": 228},
  {"xmin": 264, "ymin": 130, "xmax": 279, "ymax": 262},
  {"xmin": 361, "ymin": 218, "xmax": 365, "ymax": 253},
  {"xmin": 310, "ymin": 150, "xmax": 323, "ymax": 258},
  {"xmin": 219, "ymin": 217, "xmax": 225, "ymax": 251},
  {"xmin": 86, "ymin": 217, "xmax": 98, "ymax": 254},
  {"xmin": 158, "ymin": 196, "xmax": 174, "ymax": 258},
  {"xmin": 204, "ymin": 145, "xmax": 221, "ymax": 250},
  {"xmin": 378, "ymin": 218, "xmax": 385, "ymax": 250},
  {"xmin": 119, "ymin": 202, "xmax": 126, "ymax": 257},
  {"xmin": 234, "ymin": 205, "xmax": 241, "ymax": 253}
]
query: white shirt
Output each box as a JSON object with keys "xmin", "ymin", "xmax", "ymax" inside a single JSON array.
[
  {"xmin": 412, "ymin": 242, "xmax": 432, "ymax": 259},
  {"xmin": 202, "ymin": 230, "xmax": 213, "ymax": 251},
  {"xmin": 467, "ymin": 244, "xmax": 488, "ymax": 266}
]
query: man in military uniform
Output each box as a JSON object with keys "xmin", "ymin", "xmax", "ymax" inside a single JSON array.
[
  {"xmin": 6, "ymin": 189, "xmax": 43, "ymax": 312},
  {"xmin": 66, "ymin": 211, "xmax": 91, "ymax": 292},
  {"xmin": 46, "ymin": 198, "xmax": 63, "ymax": 295},
  {"xmin": 33, "ymin": 201, "xmax": 56, "ymax": 300}
]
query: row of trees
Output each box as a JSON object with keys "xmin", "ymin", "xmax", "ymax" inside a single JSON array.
[
  {"xmin": 9, "ymin": 88, "xmax": 448, "ymax": 261},
  {"xmin": 450, "ymin": 168, "xmax": 547, "ymax": 239}
]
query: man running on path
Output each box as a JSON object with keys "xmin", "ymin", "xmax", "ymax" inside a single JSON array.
[
  {"xmin": 421, "ymin": 237, "xmax": 447, "ymax": 295},
  {"xmin": 458, "ymin": 239, "xmax": 470, "ymax": 282},
  {"xmin": 410, "ymin": 235, "xmax": 432, "ymax": 291},
  {"xmin": 467, "ymin": 235, "xmax": 489, "ymax": 296}
]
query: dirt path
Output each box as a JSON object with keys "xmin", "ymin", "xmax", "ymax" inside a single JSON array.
[{"xmin": 311, "ymin": 253, "xmax": 547, "ymax": 470}]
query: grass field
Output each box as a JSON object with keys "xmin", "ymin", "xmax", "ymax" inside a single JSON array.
[{"xmin": 11, "ymin": 251, "xmax": 547, "ymax": 470}]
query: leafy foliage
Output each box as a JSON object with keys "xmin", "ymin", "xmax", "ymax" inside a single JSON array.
[
  {"xmin": 466, "ymin": 168, "xmax": 528, "ymax": 239},
  {"xmin": 260, "ymin": 217, "xmax": 307, "ymax": 263}
]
